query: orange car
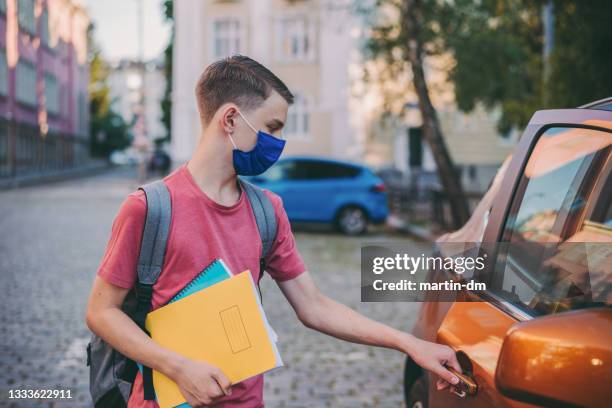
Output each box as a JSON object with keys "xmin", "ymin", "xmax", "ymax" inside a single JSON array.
[{"xmin": 404, "ymin": 98, "xmax": 612, "ymax": 408}]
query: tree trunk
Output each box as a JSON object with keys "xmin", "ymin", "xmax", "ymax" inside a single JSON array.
[{"xmin": 403, "ymin": 0, "xmax": 471, "ymax": 229}]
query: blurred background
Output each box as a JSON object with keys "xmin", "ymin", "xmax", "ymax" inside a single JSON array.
[{"xmin": 0, "ymin": 0, "xmax": 610, "ymax": 406}]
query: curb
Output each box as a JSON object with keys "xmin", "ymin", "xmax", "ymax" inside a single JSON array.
[
  {"xmin": 387, "ymin": 214, "xmax": 438, "ymax": 241},
  {"xmin": 0, "ymin": 161, "xmax": 113, "ymax": 190}
]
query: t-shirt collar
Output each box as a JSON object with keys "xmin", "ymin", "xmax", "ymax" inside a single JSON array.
[{"xmin": 181, "ymin": 161, "xmax": 245, "ymax": 213}]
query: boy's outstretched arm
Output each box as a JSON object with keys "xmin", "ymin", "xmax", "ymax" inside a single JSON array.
[{"xmin": 277, "ymin": 271, "xmax": 462, "ymax": 389}]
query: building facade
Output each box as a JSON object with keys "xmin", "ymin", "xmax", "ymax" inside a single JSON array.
[
  {"xmin": 0, "ymin": 0, "xmax": 89, "ymax": 180},
  {"xmin": 171, "ymin": 0, "xmax": 514, "ymax": 192},
  {"xmin": 171, "ymin": 0, "xmax": 358, "ymax": 165},
  {"xmin": 108, "ymin": 58, "xmax": 166, "ymax": 144}
]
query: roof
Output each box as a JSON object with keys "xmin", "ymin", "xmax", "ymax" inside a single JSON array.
[
  {"xmin": 280, "ymin": 155, "xmax": 367, "ymax": 168},
  {"xmin": 579, "ymin": 97, "xmax": 612, "ymax": 111}
]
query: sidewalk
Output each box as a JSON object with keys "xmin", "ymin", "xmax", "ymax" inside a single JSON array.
[
  {"xmin": 0, "ymin": 160, "xmax": 112, "ymax": 190},
  {"xmin": 386, "ymin": 214, "xmax": 439, "ymax": 242}
]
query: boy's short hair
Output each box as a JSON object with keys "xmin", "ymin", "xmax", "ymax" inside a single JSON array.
[{"xmin": 195, "ymin": 55, "xmax": 294, "ymax": 124}]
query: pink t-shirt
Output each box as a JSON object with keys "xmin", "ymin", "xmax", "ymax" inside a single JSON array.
[{"xmin": 96, "ymin": 162, "xmax": 306, "ymax": 408}]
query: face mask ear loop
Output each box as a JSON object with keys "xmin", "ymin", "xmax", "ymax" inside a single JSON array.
[
  {"xmin": 236, "ymin": 109, "xmax": 258, "ymax": 134},
  {"xmin": 228, "ymin": 132, "xmax": 238, "ymax": 149}
]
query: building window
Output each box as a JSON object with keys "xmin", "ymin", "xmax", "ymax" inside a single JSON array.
[
  {"xmin": 16, "ymin": 60, "xmax": 37, "ymax": 107},
  {"xmin": 285, "ymin": 93, "xmax": 310, "ymax": 139},
  {"xmin": 211, "ymin": 19, "xmax": 241, "ymax": 59},
  {"xmin": 44, "ymin": 73, "xmax": 59, "ymax": 115},
  {"xmin": 0, "ymin": 49, "xmax": 7, "ymax": 97},
  {"xmin": 276, "ymin": 16, "xmax": 316, "ymax": 63},
  {"xmin": 41, "ymin": 8, "xmax": 50, "ymax": 47},
  {"xmin": 18, "ymin": 0, "xmax": 36, "ymax": 35}
]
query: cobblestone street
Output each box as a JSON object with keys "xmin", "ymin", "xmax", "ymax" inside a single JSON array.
[{"xmin": 0, "ymin": 168, "xmax": 428, "ymax": 408}]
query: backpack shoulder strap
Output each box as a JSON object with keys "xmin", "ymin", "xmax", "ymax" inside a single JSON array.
[
  {"xmin": 137, "ymin": 179, "xmax": 172, "ymax": 285},
  {"xmin": 134, "ymin": 179, "xmax": 171, "ymax": 401},
  {"xmin": 239, "ymin": 178, "xmax": 278, "ymax": 259}
]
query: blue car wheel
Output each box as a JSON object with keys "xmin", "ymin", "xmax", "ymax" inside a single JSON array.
[{"xmin": 336, "ymin": 206, "xmax": 368, "ymax": 235}]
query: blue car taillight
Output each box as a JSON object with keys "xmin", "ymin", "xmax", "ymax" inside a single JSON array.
[{"xmin": 370, "ymin": 182, "xmax": 387, "ymax": 193}]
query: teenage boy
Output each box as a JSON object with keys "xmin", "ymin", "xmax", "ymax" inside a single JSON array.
[{"xmin": 85, "ymin": 55, "xmax": 462, "ymax": 408}]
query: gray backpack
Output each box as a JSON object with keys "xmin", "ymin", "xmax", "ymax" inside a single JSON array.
[{"xmin": 86, "ymin": 177, "xmax": 278, "ymax": 407}]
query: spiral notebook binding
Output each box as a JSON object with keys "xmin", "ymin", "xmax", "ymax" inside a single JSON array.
[{"xmin": 171, "ymin": 259, "xmax": 221, "ymax": 303}]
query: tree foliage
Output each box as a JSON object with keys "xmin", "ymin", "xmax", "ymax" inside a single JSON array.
[
  {"xmin": 88, "ymin": 25, "xmax": 130, "ymax": 158},
  {"xmin": 363, "ymin": 0, "xmax": 471, "ymax": 227},
  {"xmin": 364, "ymin": 0, "xmax": 612, "ymax": 135},
  {"xmin": 440, "ymin": 0, "xmax": 612, "ymax": 133},
  {"xmin": 547, "ymin": 0, "xmax": 612, "ymax": 108}
]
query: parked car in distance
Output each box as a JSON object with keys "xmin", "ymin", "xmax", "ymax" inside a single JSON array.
[
  {"xmin": 404, "ymin": 98, "xmax": 612, "ymax": 408},
  {"xmin": 109, "ymin": 147, "xmax": 142, "ymax": 166},
  {"xmin": 245, "ymin": 156, "xmax": 388, "ymax": 234},
  {"xmin": 148, "ymin": 147, "xmax": 172, "ymax": 175}
]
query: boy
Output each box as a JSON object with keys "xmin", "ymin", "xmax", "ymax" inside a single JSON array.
[{"xmin": 85, "ymin": 55, "xmax": 461, "ymax": 407}]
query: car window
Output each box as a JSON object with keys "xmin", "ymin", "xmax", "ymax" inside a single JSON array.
[
  {"xmin": 288, "ymin": 161, "xmax": 361, "ymax": 180},
  {"xmin": 262, "ymin": 160, "xmax": 297, "ymax": 181},
  {"xmin": 490, "ymin": 126, "xmax": 611, "ymax": 316}
]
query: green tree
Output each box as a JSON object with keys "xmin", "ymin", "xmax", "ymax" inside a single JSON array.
[
  {"xmin": 548, "ymin": 0, "xmax": 612, "ymax": 109},
  {"xmin": 362, "ymin": 0, "xmax": 612, "ymax": 228},
  {"xmin": 438, "ymin": 0, "xmax": 542, "ymax": 135},
  {"xmin": 88, "ymin": 25, "xmax": 130, "ymax": 158},
  {"xmin": 440, "ymin": 0, "xmax": 612, "ymax": 134},
  {"xmin": 363, "ymin": 0, "xmax": 471, "ymax": 228}
]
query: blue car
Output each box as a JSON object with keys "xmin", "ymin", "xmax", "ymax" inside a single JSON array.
[{"xmin": 246, "ymin": 156, "xmax": 388, "ymax": 234}]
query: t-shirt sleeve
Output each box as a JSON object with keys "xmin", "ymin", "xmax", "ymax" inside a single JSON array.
[
  {"xmin": 263, "ymin": 190, "xmax": 307, "ymax": 282},
  {"xmin": 96, "ymin": 191, "xmax": 147, "ymax": 289}
]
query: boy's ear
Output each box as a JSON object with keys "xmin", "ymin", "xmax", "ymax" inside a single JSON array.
[{"xmin": 219, "ymin": 104, "xmax": 238, "ymax": 134}]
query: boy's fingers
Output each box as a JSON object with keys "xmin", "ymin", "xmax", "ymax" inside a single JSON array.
[
  {"xmin": 211, "ymin": 370, "xmax": 232, "ymax": 396},
  {"xmin": 436, "ymin": 365, "xmax": 460, "ymax": 387},
  {"xmin": 436, "ymin": 378, "xmax": 449, "ymax": 390},
  {"xmin": 446, "ymin": 352, "xmax": 463, "ymax": 374}
]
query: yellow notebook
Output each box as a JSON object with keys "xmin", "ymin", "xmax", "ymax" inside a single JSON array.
[{"xmin": 145, "ymin": 270, "xmax": 282, "ymax": 408}]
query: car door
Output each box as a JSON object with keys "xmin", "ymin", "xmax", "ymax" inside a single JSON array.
[
  {"xmin": 280, "ymin": 160, "xmax": 360, "ymax": 222},
  {"xmin": 429, "ymin": 110, "xmax": 611, "ymax": 407},
  {"xmin": 248, "ymin": 159, "xmax": 301, "ymax": 219}
]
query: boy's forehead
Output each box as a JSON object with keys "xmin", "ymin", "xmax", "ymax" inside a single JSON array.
[{"xmin": 257, "ymin": 91, "xmax": 289, "ymax": 118}]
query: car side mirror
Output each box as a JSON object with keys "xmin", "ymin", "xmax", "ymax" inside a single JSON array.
[{"xmin": 495, "ymin": 307, "xmax": 612, "ymax": 407}]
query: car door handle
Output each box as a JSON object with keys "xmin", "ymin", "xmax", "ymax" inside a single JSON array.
[{"xmin": 445, "ymin": 365, "xmax": 478, "ymax": 397}]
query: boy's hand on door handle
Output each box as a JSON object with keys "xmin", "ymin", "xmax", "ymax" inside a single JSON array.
[{"xmin": 406, "ymin": 337, "xmax": 462, "ymax": 392}]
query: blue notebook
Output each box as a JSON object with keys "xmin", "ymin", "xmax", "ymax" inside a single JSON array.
[
  {"xmin": 137, "ymin": 259, "xmax": 233, "ymax": 407},
  {"xmin": 169, "ymin": 259, "xmax": 232, "ymax": 303}
]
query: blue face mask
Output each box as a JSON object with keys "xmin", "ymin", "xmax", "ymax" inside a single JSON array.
[{"xmin": 228, "ymin": 110, "xmax": 286, "ymax": 176}]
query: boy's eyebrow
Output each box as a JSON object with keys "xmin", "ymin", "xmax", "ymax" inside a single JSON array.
[{"xmin": 266, "ymin": 119, "xmax": 285, "ymax": 129}]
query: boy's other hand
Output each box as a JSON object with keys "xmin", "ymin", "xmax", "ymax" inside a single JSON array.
[{"xmin": 170, "ymin": 356, "xmax": 232, "ymax": 407}]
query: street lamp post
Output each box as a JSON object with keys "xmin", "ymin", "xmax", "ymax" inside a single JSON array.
[{"xmin": 133, "ymin": 0, "xmax": 149, "ymax": 184}]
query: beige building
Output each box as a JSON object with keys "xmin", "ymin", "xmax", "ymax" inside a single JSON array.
[
  {"xmin": 171, "ymin": 0, "xmax": 359, "ymax": 164},
  {"xmin": 171, "ymin": 0, "xmax": 516, "ymax": 191},
  {"xmin": 359, "ymin": 53, "xmax": 517, "ymax": 193}
]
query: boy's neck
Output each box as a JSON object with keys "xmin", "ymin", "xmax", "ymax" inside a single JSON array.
[{"xmin": 186, "ymin": 131, "xmax": 241, "ymax": 206}]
